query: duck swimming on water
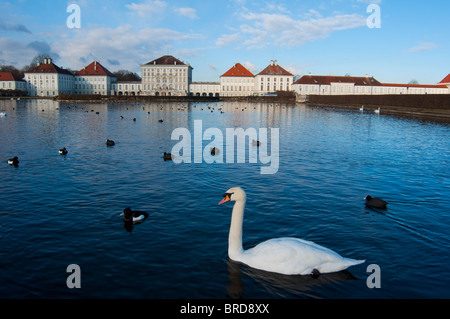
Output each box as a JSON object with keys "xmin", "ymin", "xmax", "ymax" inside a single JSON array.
[
  {"xmin": 122, "ymin": 207, "xmax": 149, "ymax": 223},
  {"xmin": 163, "ymin": 152, "xmax": 173, "ymax": 161},
  {"xmin": 106, "ymin": 139, "xmax": 115, "ymax": 146},
  {"xmin": 365, "ymin": 195, "xmax": 388, "ymax": 209},
  {"xmin": 59, "ymin": 148, "xmax": 68, "ymax": 155},
  {"xmin": 8, "ymin": 156, "xmax": 19, "ymax": 166}
]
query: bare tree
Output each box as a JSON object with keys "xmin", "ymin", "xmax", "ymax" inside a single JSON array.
[
  {"xmin": 0, "ymin": 65, "xmax": 24, "ymax": 80},
  {"xmin": 113, "ymin": 70, "xmax": 142, "ymax": 81}
]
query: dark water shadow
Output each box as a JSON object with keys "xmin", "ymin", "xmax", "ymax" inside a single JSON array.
[{"xmin": 225, "ymin": 258, "xmax": 359, "ymax": 299}]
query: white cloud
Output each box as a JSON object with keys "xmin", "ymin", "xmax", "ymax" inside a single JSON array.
[
  {"xmin": 216, "ymin": 33, "xmax": 241, "ymax": 47},
  {"xmin": 125, "ymin": 0, "xmax": 167, "ymax": 18},
  {"xmin": 216, "ymin": 9, "xmax": 366, "ymax": 49},
  {"xmin": 240, "ymin": 11, "xmax": 366, "ymax": 48},
  {"xmin": 357, "ymin": 0, "xmax": 382, "ymax": 4},
  {"xmin": 0, "ymin": 38, "xmax": 36, "ymax": 67},
  {"xmin": 242, "ymin": 61, "xmax": 257, "ymax": 74},
  {"xmin": 284, "ymin": 64, "xmax": 305, "ymax": 77},
  {"xmin": 175, "ymin": 7, "xmax": 198, "ymax": 19},
  {"xmin": 408, "ymin": 42, "xmax": 438, "ymax": 52},
  {"xmin": 206, "ymin": 63, "xmax": 217, "ymax": 71},
  {"xmin": 50, "ymin": 25, "xmax": 199, "ymax": 72}
]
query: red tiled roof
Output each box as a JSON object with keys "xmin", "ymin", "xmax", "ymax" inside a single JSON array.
[
  {"xmin": 439, "ymin": 74, "xmax": 450, "ymax": 84},
  {"xmin": 383, "ymin": 83, "xmax": 447, "ymax": 89},
  {"xmin": 0, "ymin": 72, "xmax": 22, "ymax": 81},
  {"xmin": 258, "ymin": 62, "xmax": 292, "ymax": 76},
  {"xmin": 26, "ymin": 62, "xmax": 73, "ymax": 76},
  {"xmin": 221, "ymin": 63, "xmax": 254, "ymax": 77},
  {"xmin": 75, "ymin": 61, "xmax": 115, "ymax": 77},
  {"xmin": 294, "ymin": 75, "xmax": 383, "ymax": 86},
  {"xmin": 144, "ymin": 55, "xmax": 185, "ymax": 66}
]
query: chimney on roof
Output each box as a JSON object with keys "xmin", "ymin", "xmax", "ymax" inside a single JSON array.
[
  {"xmin": 365, "ymin": 74, "xmax": 369, "ymax": 78},
  {"xmin": 309, "ymin": 72, "xmax": 312, "ymax": 77},
  {"xmin": 274, "ymin": 60, "xmax": 278, "ymax": 66},
  {"xmin": 94, "ymin": 61, "xmax": 97, "ymax": 70},
  {"xmin": 270, "ymin": 60, "xmax": 274, "ymax": 66}
]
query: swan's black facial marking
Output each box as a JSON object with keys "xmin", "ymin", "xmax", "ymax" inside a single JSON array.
[{"xmin": 219, "ymin": 191, "xmax": 235, "ymax": 205}]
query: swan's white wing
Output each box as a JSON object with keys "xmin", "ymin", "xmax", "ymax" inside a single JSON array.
[{"xmin": 239, "ymin": 237, "xmax": 364, "ymax": 275}]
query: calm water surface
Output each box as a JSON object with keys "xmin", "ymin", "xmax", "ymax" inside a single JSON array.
[{"xmin": 0, "ymin": 99, "xmax": 449, "ymax": 299}]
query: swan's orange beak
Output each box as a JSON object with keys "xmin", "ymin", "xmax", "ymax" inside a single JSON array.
[{"xmin": 218, "ymin": 194, "xmax": 230, "ymax": 205}]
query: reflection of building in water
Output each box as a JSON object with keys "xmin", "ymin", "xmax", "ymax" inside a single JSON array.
[{"xmin": 25, "ymin": 99, "xmax": 60, "ymax": 114}]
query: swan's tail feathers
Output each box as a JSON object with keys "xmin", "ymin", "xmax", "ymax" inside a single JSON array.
[
  {"xmin": 344, "ymin": 258, "xmax": 365, "ymax": 268},
  {"xmin": 319, "ymin": 258, "xmax": 365, "ymax": 274}
]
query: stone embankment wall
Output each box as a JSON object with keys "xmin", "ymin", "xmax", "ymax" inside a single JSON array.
[{"xmin": 305, "ymin": 94, "xmax": 450, "ymax": 119}]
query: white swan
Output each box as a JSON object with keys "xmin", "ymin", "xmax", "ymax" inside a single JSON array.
[
  {"xmin": 218, "ymin": 187, "xmax": 365, "ymax": 275},
  {"xmin": 374, "ymin": 107, "xmax": 381, "ymax": 114}
]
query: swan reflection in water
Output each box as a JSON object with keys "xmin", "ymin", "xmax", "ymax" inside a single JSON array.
[{"xmin": 225, "ymin": 258, "xmax": 359, "ymax": 299}]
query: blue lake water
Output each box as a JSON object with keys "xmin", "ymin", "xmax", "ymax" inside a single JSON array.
[{"xmin": 0, "ymin": 99, "xmax": 449, "ymax": 299}]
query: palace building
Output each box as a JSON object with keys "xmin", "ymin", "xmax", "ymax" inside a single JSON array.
[
  {"xmin": 140, "ymin": 55, "xmax": 193, "ymax": 97},
  {"xmin": 0, "ymin": 72, "xmax": 26, "ymax": 92},
  {"xmin": 6, "ymin": 54, "xmax": 450, "ymax": 97},
  {"xmin": 24, "ymin": 58, "xmax": 74, "ymax": 97},
  {"xmin": 255, "ymin": 60, "xmax": 293, "ymax": 95},
  {"xmin": 75, "ymin": 61, "xmax": 117, "ymax": 96},
  {"xmin": 292, "ymin": 73, "xmax": 449, "ymax": 95},
  {"xmin": 220, "ymin": 63, "xmax": 255, "ymax": 97}
]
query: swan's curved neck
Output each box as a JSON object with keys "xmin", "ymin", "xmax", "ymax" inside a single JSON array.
[{"xmin": 229, "ymin": 199, "xmax": 245, "ymax": 260}]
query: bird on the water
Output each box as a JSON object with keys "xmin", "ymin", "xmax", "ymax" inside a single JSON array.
[
  {"xmin": 8, "ymin": 156, "xmax": 19, "ymax": 166},
  {"xmin": 122, "ymin": 207, "xmax": 149, "ymax": 223},
  {"xmin": 364, "ymin": 195, "xmax": 388, "ymax": 209},
  {"xmin": 163, "ymin": 152, "xmax": 173, "ymax": 161}
]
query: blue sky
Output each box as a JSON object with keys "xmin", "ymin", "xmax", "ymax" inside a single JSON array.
[{"xmin": 0, "ymin": 0, "xmax": 448, "ymax": 84}]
